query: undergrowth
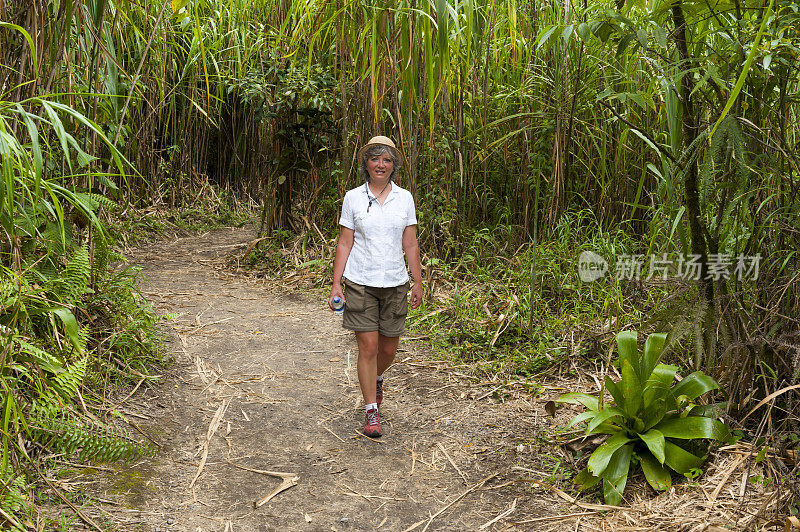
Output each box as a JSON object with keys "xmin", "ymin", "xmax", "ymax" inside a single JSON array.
[
  {"xmin": 231, "ymin": 203, "xmax": 800, "ymax": 516},
  {"xmin": 107, "ymin": 183, "xmax": 254, "ymax": 247},
  {"xmin": 2, "ymin": 230, "xmax": 164, "ymax": 527},
  {"xmin": 406, "ymin": 209, "xmax": 675, "ymax": 379},
  {"xmin": 235, "ymin": 208, "xmax": 675, "ymax": 379}
]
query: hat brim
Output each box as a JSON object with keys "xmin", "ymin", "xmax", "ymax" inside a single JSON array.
[
  {"xmin": 357, "ymin": 141, "xmax": 396, "ymax": 159},
  {"xmin": 357, "ymin": 142, "xmax": 408, "ymax": 173}
]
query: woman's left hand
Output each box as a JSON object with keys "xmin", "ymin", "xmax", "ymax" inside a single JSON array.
[{"xmin": 409, "ymin": 282, "xmax": 423, "ymax": 309}]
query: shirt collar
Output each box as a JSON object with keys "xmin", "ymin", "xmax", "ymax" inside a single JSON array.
[{"xmin": 362, "ymin": 182, "xmax": 399, "ymax": 200}]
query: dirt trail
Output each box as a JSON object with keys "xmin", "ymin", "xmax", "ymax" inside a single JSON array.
[{"xmin": 89, "ymin": 227, "xmax": 569, "ymax": 531}]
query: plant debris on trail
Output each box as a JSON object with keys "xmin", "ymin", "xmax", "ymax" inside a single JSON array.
[
  {"xmin": 82, "ymin": 227, "xmax": 561, "ymax": 530},
  {"xmin": 77, "ymin": 228, "xmax": 780, "ymax": 531}
]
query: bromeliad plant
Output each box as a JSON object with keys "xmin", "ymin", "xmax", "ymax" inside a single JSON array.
[{"xmin": 558, "ymin": 331, "xmax": 732, "ymax": 505}]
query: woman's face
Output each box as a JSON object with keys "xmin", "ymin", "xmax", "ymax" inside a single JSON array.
[{"xmin": 366, "ymin": 151, "xmax": 394, "ymax": 182}]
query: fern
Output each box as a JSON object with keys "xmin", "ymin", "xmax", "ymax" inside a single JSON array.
[
  {"xmin": 0, "ymin": 275, "xmax": 17, "ymax": 312},
  {"xmin": 16, "ymin": 338, "xmax": 65, "ymax": 375},
  {"xmin": 27, "ymin": 414, "xmax": 153, "ymax": 463},
  {"xmin": 652, "ymin": 293, "xmax": 709, "ymax": 370},
  {"xmin": 57, "ymin": 244, "xmax": 91, "ymax": 307},
  {"xmin": 72, "ymin": 192, "xmax": 115, "ymax": 211},
  {"xmin": 91, "ymin": 230, "xmax": 124, "ymax": 280},
  {"xmin": 0, "ymin": 472, "xmax": 31, "ymax": 526},
  {"xmin": 52, "ymin": 355, "xmax": 87, "ymax": 403},
  {"xmin": 93, "ymin": 231, "xmax": 110, "ymax": 276},
  {"xmin": 672, "ymin": 127, "xmax": 710, "ymax": 186},
  {"xmin": 40, "ymin": 220, "xmax": 75, "ymax": 260},
  {"xmin": 697, "ymin": 115, "xmax": 754, "ymax": 254}
]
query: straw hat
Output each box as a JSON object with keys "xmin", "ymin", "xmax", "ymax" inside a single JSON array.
[{"xmin": 357, "ymin": 136, "xmax": 398, "ymax": 160}]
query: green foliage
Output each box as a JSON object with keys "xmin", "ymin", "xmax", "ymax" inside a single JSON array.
[
  {"xmin": 239, "ymin": 225, "xmax": 334, "ymax": 289},
  {"xmin": 405, "ymin": 209, "xmax": 669, "ymax": 378},
  {"xmin": 558, "ymin": 331, "xmax": 732, "ymax": 505},
  {"xmin": 86, "ymin": 264, "xmax": 163, "ymax": 379},
  {"xmin": 0, "ymin": 84, "xmax": 161, "ymax": 525},
  {"xmin": 28, "ymin": 414, "xmax": 151, "ymax": 463},
  {"xmin": 0, "ymin": 472, "xmax": 31, "ymax": 529},
  {"xmin": 2, "ymin": 0, "xmax": 800, "ymax": 517}
]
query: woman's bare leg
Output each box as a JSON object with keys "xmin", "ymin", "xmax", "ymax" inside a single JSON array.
[
  {"xmin": 355, "ymin": 331, "xmax": 379, "ymax": 404},
  {"xmin": 377, "ymin": 334, "xmax": 399, "ymax": 376}
]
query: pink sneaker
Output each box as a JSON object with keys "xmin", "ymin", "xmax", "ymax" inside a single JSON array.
[{"xmin": 363, "ymin": 407, "xmax": 381, "ymax": 438}]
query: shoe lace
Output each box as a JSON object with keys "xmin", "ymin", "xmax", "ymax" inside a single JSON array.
[{"xmin": 366, "ymin": 408, "xmax": 379, "ymax": 425}]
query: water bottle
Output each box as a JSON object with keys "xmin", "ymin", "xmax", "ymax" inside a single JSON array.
[{"xmin": 332, "ymin": 296, "xmax": 344, "ymax": 316}]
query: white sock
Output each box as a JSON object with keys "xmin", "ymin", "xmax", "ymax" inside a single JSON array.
[
  {"xmin": 365, "ymin": 402, "xmax": 378, "ymax": 412},
  {"xmin": 377, "ymin": 375, "xmax": 383, "ymax": 382}
]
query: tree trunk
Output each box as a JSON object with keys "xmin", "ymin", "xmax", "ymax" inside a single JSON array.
[{"xmin": 672, "ymin": 1, "xmax": 714, "ymax": 367}]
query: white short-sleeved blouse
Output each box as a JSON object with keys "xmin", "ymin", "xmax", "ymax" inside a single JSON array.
[{"xmin": 339, "ymin": 182, "xmax": 418, "ymax": 288}]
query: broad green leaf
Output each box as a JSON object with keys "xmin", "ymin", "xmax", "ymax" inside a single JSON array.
[
  {"xmin": 635, "ymin": 28, "xmax": 648, "ymax": 48},
  {"xmin": 616, "ymin": 331, "xmax": 638, "ymax": 376},
  {"xmin": 621, "ymin": 359, "xmax": 642, "ymax": 418},
  {"xmin": 616, "ymin": 33, "xmax": 634, "ymax": 58},
  {"xmin": 653, "ymin": 416, "xmax": 731, "ymax": 442},
  {"xmin": 52, "ymin": 307, "xmax": 83, "ymax": 352},
  {"xmin": 663, "ymin": 441, "xmax": 704, "ymax": 474},
  {"xmin": 587, "ymin": 421, "xmax": 624, "ymax": 435},
  {"xmin": 628, "ymin": 93, "xmax": 648, "ymax": 112},
  {"xmin": 557, "ymin": 392, "xmax": 599, "ymax": 411},
  {"xmin": 574, "ymin": 467, "xmax": 601, "ymax": 490},
  {"xmin": 588, "ymin": 432, "xmax": 633, "ymax": 476},
  {"xmin": 577, "ymin": 22, "xmax": 591, "ymax": 42},
  {"xmin": 638, "ymin": 429, "xmax": 666, "ymax": 463},
  {"xmin": 652, "ymin": 23, "xmax": 667, "ymax": 48},
  {"xmin": 643, "ymin": 397, "xmax": 668, "ymax": 431},
  {"xmin": 561, "ymin": 25, "xmax": 573, "ymax": 46},
  {"xmin": 643, "ymin": 363, "xmax": 678, "ymax": 410},
  {"xmin": 671, "ymin": 371, "xmax": 720, "ymax": 400},
  {"xmin": 536, "ymin": 25, "xmax": 558, "ymax": 50},
  {"xmin": 641, "ymin": 333, "xmax": 666, "ymax": 380},
  {"xmin": 586, "ymin": 406, "xmax": 626, "ymax": 434},
  {"xmin": 601, "ymin": 443, "xmax": 633, "ymax": 506},
  {"xmin": 639, "ymin": 452, "xmax": 672, "ymax": 491},
  {"xmin": 688, "ymin": 402, "xmax": 727, "ymax": 417},
  {"xmin": 566, "ymin": 411, "xmax": 595, "ymax": 428},
  {"xmin": 172, "ymin": 0, "xmax": 191, "ymax": 12},
  {"xmin": 593, "ymin": 20, "xmax": 613, "ymax": 43},
  {"xmin": 605, "ymin": 376, "xmax": 624, "ymax": 406}
]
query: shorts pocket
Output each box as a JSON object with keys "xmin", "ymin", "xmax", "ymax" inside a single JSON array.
[
  {"xmin": 343, "ymin": 281, "xmax": 366, "ymax": 312},
  {"xmin": 392, "ymin": 283, "xmax": 410, "ymax": 319}
]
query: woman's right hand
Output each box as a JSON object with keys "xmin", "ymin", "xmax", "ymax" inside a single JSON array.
[{"xmin": 328, "ymin": 284, "xmax": 345, "ymax": 310}]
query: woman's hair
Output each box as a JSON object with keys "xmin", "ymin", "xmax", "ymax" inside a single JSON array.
[{"xmin": 358, "ymin": 144, "xmax": 402, "ymax": 183}]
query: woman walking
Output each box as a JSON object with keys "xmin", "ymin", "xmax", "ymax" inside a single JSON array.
[{"xmin": 328, "ymin": 136, "xmax": 423, "ymax": 438}]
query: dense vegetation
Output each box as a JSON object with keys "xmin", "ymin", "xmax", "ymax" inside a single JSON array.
[{"xmin": 1, "ymin": 0, "xmax": 799, "ymax": 525}]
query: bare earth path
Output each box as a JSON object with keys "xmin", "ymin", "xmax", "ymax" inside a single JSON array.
[{"xmin": 89, "ymin": 227, "xmax": 572, "ymax": 531}]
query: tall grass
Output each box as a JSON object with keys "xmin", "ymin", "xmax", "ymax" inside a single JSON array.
[
  {"xmin": 0, "ymin": 17, "xmax": 161, "ymax": 527},
  {"xmin": 4, "ymin": 0, "xmax": 797, "ymax": 415},
  {"xmin": 2, "ymin": 0, "xmax": 800, "ymax": 519}
]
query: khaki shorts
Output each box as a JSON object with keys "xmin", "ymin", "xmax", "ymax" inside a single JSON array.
[{"xmin": 342, "ymin": 279, "xmax": 410, "ymax": 337}]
